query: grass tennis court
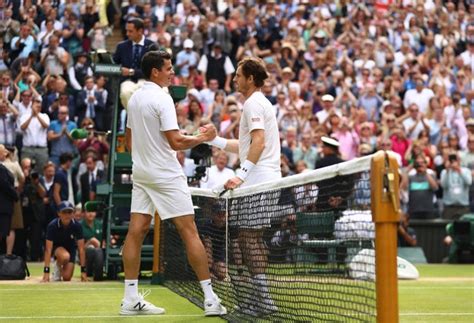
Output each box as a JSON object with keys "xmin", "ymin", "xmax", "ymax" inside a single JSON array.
[{"xmin": 0, "ymin": 263, "xmax": 472, "ymax": 322}]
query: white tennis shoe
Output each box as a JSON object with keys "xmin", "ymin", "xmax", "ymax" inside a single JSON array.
[
  {"xmin": 120, "ymin": 290, "xmax": 165, "ymax": 315},
  {"xmin": 204, "ymin": 298, "xmax": 227, "ymax": 316},
  {"xmin": 51, "ymin": 260, "xmax": 61, "ymax": 281}
]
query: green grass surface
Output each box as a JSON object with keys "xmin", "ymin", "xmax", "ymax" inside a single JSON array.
[{"xmin": 0, "ymin": 263, "xmax": 472, "ymax": 322}]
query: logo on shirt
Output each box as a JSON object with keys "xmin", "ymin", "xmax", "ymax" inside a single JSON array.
[{"xmin": 251, "ymin": 117, "xmax": 261, "ymax": 122}]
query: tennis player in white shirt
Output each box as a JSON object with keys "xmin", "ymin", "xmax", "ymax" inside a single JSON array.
[
  {"xmin": 207, "ymin": 57, "xmax": 281, "ymax": 315},
  {"xmin": 122, "ymin": 50, "xmax": 226, "ymax": 316}
]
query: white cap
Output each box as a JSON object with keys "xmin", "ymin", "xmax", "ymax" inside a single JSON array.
[
  {"xmin": 382, "ymin": 100, "xmax": 392, "ymax": 108},
  {"xmin": 321, "ymin": 136, "xmax": 340, "ymax": 148},
  {"xmin": 321, "ymin": 94, "xmax": 334, "ymax": 102},
  {"xmin": 183, "ymin": 39, "xmax": 194, "ymax": 49},
  {"xmin": 187, "ymin": 88, "xmax": 200, "ymax": 100}
]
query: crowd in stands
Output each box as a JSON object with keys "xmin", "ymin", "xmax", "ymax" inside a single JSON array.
[{"xmin": 0, "ymin": 0, "xmax": 473, "ymax": 266}]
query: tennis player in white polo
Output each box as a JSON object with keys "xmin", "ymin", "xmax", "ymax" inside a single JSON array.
[
  {"xmin": 122, "ymin": 50, "xmax": 226, "ymax": 316},
  {"xmin": 207, "ymin": 57, "xmax": 281, "ymax": 315}
]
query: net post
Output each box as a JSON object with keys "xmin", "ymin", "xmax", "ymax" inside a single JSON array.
[
  {"xmin": 371, "ymin": 151, "xmax": 400, "ymax": 323},
  {"xmin": 151, "ymin": 211, "xmax": 164, "ymax": 285}
]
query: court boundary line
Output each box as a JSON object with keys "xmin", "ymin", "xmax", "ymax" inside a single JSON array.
[{"xmin": 0, "ymin": 314, "xmax": 204, "ymax": 320}]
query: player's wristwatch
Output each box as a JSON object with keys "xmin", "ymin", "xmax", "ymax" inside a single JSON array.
[
  {"xmin": 43, "ymin": 266, "xmax": 50, "ymax": 273},
  {"xmin": 81, "ymin": 266, "xmax": 87, "ymax": 273},
  {"xmin": 129, "ymin": 68, "xmax": 135, "ymax": 76}
]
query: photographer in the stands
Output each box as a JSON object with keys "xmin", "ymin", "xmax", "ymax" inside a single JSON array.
[
  {"xmin": 440, "ymin": 153, "xmax": 472, "ymax": 220},
  {"xmin": 19, "ymin": 156, "xmax": 46, "ymax": 261}
]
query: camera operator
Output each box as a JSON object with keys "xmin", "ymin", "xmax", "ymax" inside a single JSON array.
[
  {"xmin": 440, "ymin": 153, "xmax": 472, "ymax": 220},
  {"xmin": 77, "ymin": 119, "xmax": 110, "ymax": 164},
  {"xmin": 19, "ymin": 157, "xmax": 46, "ymax": 261},
  {"xmin": 40, "ymin": 162, "xmax": 56, "ymax": 226}
]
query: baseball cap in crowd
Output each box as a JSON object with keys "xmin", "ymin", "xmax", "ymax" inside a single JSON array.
[
  {"xmin": 187, "ymin": 88, "xmax": 200, "ymax": 100},
  {"xmin": 466, "ymin": 118, "xmax": 474, "ymax": 127},
  {"xmin": 321, "ymin": 136, "xmax": 340, "ymax": 149},
  {"xmin": 382, "ymin": 100, "xmax": 392, "ymax": 109},
  {"xmin": 58, "ymin": 201, "xmax": 75, "ymax": 213},
  {"xmin": 183, "ymin": 39, "xmax": 194, "ymax": 49},
  {"xmin": 212, "ymin": 41, "xmax": 222, "ymax": 49},
  {"xmin": 321, "ymin": 94, "xmax": 334, "ymax": 102}
]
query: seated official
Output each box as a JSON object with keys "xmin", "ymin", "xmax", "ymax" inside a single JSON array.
[
  {"xmin": 42, "ymin": 201, "xmax": 87, "ymax": 282},
  {"xmin": 81, "ymin": 210, "xmax": 104, "ymax": 281}
]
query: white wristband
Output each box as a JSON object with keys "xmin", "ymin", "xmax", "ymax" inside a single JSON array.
[
  {"xmin": 236, "ymin": 160, "xmax": 255, "ymax": 181},
  {"xmin": 207, "ymin": 136, "xmax": 227, "ymax": 150}
]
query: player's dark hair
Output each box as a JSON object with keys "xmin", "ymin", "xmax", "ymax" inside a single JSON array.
[
  {"xmin": 238, "ymin": 57, "xmax": 269, "ymax": 87},
  {"xmin": 141, "ymin": 50, "xmax": 172, "ymax": 79},
  {"xmin": 127, "ymin": 17, "xmax": 144, "ymax": 31}
]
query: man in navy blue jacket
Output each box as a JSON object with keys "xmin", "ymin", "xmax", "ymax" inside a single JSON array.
[{"xmin": 113, "ymin": 18, "xmax": 155, "ymax": 82}]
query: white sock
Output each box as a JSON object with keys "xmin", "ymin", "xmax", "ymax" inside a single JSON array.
[
  {"xmin": 200, "ymin": 279, "xmax": 217, "ymax": 301},
  {"xmin": 124, "ymin": 279, "xmax": 139, "ymax": 301},
  {"xmin": 253, "ymin": 274, "xmax": 271, "ymax": 299}
]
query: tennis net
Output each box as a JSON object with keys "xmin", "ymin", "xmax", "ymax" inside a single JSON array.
[{"xmin": 161, "ymin": 155, "xmax": 377, "ymax": 322}]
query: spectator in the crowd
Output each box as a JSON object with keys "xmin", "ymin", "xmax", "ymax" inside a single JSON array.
[
  {"xmin": 19, "ymin": 97, "xmax": 50, "ymax": 172},
  {"xmin": 68, "ymin": 52, "xmax": 93, "ymax": 91},
  {"xmin": 316, "ymin": 94, "xmax": 339, "ymax": 126},
  {"xmin": 293, "ymin": 133, "xmax": 318, "ymax": 170},
  {"xmin": 81, "ymin": 209, "xmax": 104, "ymax": 281},
  {"xmin": 10, "ymin": 24, "xmax": 36, "ymax": 61},
  {"xmin": 120, "ymin": 0, "xmax": 143, "ymax": 38},
  {"xmin": 0, "ymin": 72, "xmax": 16, "ymax": 102},
  {"xmin": 0, "ymin": 144, "xmax": 18, "ymax": 255},
  {"xmin": 0, "ymin": 99, "xmax": 18, "ymax": 146},
  {"xmin": 200, "ymin": 151, "xmax": 235, "ymax": 189},
  {"xmin": 79, "ymin": 155, "xmax": 104, "ymax": 208},
  {"xmin": 76, "ymin": 76, "xmax": 107, "ymax": 130},
  {"xmin": 53, "ymin": 152, "xmax": 74, "ymax": 209},
  {"xmin": 176, "ymin": 39, "xmax": 199, "ymax": 80},
  {"xmin": 403, "ymin": 74, "xmax": 434, "ymax": 114},
  {"xmin": 47, "ymin": 105, "xmax": 77, "ymax": 166},
  {"xmin": 219, "ymin": 103, "xmax": 240, "ymax": 139},
  {"xmin": 440, "ymin": 153, "xmax": 472, "ymax": 219},
  {"xmin": 39, "ymin": 35, "xmax": 68, "ymax": 76},
  {"xmin": 197, "ymin": 41, "xmax": 235, "ymax": 92},
  {"xmin": 358, "ymin": 84, "xmax": 383, "ymax": 121},
  {"xmin": 402, "ymin": 103, "xmax": 430, "ymax": 141},
  {"xmin": 398, "ymin": 212, "xmax": 417, "ymax": 247},
  {"xmin": 403, "ymin": 154, "xmax": 439, "ymax": 220},
  {"xmin": 42, "ymin": 201, "xmax": 87, "ymax": 282}
]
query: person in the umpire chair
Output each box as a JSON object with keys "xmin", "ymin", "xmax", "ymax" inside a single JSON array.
[
  {"xmin": 42, "ymin": 201, "xmax": 87, "ymax": 282},
  {"xmin": 113, "ymin": 17, "xmax": 155, "ymax": 82}
]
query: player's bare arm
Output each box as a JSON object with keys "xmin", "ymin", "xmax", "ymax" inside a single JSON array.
[
  {"xmin": 224, "ymin": 129, "xmax": 265, "ymax": 190},
  {"xmin": 165, "ymin": 125, "xmax": 217, "ymax": 151}
]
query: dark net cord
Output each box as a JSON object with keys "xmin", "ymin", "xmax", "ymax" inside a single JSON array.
[{"xmin": 161, "ymin": 169, "xmax": 376, "ymax": 322}]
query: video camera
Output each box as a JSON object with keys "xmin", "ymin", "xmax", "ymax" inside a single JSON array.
[{"xmin": 188, "ymin": 143, "xmax": 212, "ymax": 184}]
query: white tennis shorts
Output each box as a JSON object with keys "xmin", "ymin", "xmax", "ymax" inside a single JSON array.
[{"xmin": 130, "ymin": 176, "xmax": 195, "ymax": 220}]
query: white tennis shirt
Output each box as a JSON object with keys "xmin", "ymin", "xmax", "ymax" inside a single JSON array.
[
  {"xmin": 239, "ymin": 91, "xmax": 281, "ymax": 186},
  {"xmin": 126, "ymin": 81, "xmax": 183, "ymax": 183}
]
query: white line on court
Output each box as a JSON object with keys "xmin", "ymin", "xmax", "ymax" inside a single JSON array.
[
  {"xmin": 400, "ymin": 313, "xmax": 474, "ymax": 316},
  {"xmin": 0, "ymin": 314, "xmax": 204, "ymax": 320},
  {"xmin": 0, "ymin": 287, "xmax": 166, "ymax": 291}
]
